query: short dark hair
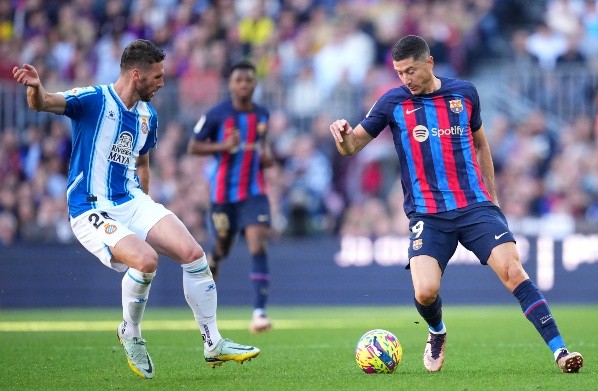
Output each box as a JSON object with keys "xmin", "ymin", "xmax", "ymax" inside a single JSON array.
[
  {"xmin": 391, "ymin": 35, "xmax": 430, "ymax": 62},
  {"xmin": 228, "ymin": 60, "xmax": 256, "ymax": 78},
  {"xmin": 120, "ymin": 39, "xmax": 165, "ymax": 71}
]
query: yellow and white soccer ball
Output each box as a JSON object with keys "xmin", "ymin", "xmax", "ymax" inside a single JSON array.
[{"xmin": 355, "ymin": 329, "xmax": 402, "ymax": 374}]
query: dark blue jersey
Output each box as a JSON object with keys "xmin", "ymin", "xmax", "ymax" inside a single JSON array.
[
  {"xmin": 193, "ymin": 99, "xmax": 269, "ymax": 204},
  {"xmin": 360, "ymin": 77, "xmax": 491, "ymax": 217}
]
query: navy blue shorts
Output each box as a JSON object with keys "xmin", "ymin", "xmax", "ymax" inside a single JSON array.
[
  {"xmin": 407, "ymin": 203, "xmax": 515, "ymax": 273},
  {"xmin": 210, "ymin": 195, "xmax": 271, "ymax": 239}
]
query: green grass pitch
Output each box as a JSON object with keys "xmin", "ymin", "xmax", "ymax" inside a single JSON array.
[{"xmin": 0, "ymin": 305, "xmax": 595, "ymax": 390}]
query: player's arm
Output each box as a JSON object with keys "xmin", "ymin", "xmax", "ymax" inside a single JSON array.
[
  {"xmin": 472, "ymin": 125, "xmax": 499, "ymax": 206},
  {"xmin": 329, "ymin": 119, "xmax": 373, "ymax": 156},
  {"xmin": 259, "ymin": 130, "xmax": 275, "ymax": 168},
  {"xmin": 136, "ymin": 153, "xmax": 150, "ymax": 194},
  {"xmin": 187, "ymin": 132, "xmax": 240, "ymax": 155},
  {"xmin": 187, "ymin": 114, "xmax": 241, "ymax": 156},
  {"xmin": 13, "ymin": 64, "xmax": 66, "ymax": 114}
]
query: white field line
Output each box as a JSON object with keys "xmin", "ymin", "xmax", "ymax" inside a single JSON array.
[{"xmin": 0, "ymin": 318, "xmax": 367, "ymax": 332}]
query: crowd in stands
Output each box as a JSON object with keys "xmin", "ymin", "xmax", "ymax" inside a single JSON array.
[{"xmin": 1, "ymin": 0, "xmax": 598, "ymax": 246}]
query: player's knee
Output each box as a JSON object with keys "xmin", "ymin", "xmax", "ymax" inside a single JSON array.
[
  {"xmin": 414, "ymin": 286, "xmax": 439, "ymax": 306},
  {"xmin": 131, "ymin": 248, "xmax": 159, "ymax": 273},
  {"xmin": 506, "ymin": 263, "xmax": 528, "ymax": 288},
  {"xmin": 179, "ymin": 243, "xmax": 204, "ymax": 264},
  {"xmin": 497, "ymin": 261, "xmax": 528, "ymax": 291}
]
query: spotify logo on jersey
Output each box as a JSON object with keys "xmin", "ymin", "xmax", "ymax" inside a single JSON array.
[
  {"xmin": 412, "ymin": 125, "xmax": 429, "ymax": 142},
  {"xmin": 412, "ymin": 125, "xmax": 465, "ymax": 142}
]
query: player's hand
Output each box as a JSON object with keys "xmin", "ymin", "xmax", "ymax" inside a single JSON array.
[
  {"xmin": 12, "ymin": 64, "xmax": 41, "ymax": 88},
  {"xmin": 329, "ymin": 119, "xmax": 353, "ymax": 143},
  {"xmin": 223, "ymin": 129, "xmax": 241, "ymax": 153},
  {"xmin": 259, "ymin": 145, "xmax": 275, "ymax": 168}
]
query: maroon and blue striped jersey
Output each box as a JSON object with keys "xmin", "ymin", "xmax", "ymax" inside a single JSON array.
[
  {"xmin": 193, "ymin": 100, "xmax": 269, "ymax": 204},
  {"xmin": 360, "ymin": 77, "xmax": 492, "ymax": 217}
]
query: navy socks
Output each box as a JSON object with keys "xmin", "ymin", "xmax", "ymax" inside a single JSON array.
[
  {"xmin": 513, "ymin": 279, "xmax": 565, "ymax": 352},
  {"xmin": 415, "ymin": 295, "xmax": 445, "ymax": 333}
]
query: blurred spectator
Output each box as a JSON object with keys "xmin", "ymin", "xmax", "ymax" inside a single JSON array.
[
  {"xmin": 545, "ymin": 0, "xmax": 583, "ymax": 36},
  {"xmin": 339, "ymin": 196, "xmax": 391, "ymax": 237},
  {"xmin": 21, "ymin": 124, "xmax": 43, "ymax": 181},
  {"xmin": 0, "ymin": 129, "xmax": 22, "ymax": 184},
  {"xmin": 526, "ymin": 21, "xmax": 568, "ymax": 70},
  {"xmin": 283, "ymin": 133, "xmax": 333, "ymax": 235},
  {"xmin": 177, "ymin": 45, "xmax": 223, "ymax": 125},
  {"xmin": 268, "ymin": 109, "xmax": 299, "ymax": 163},
  {"xmin": 400, "ymin": 1, "xmax": 428, "ymax": 37},
  {"xmin": 486, "ymin": 114, "xmax": 517, "ymax": 174},
  {"xmin": 276, "ymin": 7, "xmax": 300, "ymax": 43},
  {"xmin": 366, "ymin": 0, "xmax": 406, "ymax": 65},
  {"xmin": 286, "ymin": 65, "xmax": 323, "ymax": 132},
  {"xmin": 23, "ymin": 8, "xmax": 51, "ymax": 40},
  {"xmin": 0, "ymin": 210, "xmax": 17, "ymax": 245},
  {"xmin": 326, "ymin": 70, "xmax": 362, "ymax": 127},
  {"xmin": 417, "ymin": 2, "xmax": 457, "ymax": 77},
  {"xmin": 522, "ymin": 109, "xmax": 558, "ymax": 178},
  {"xmin": 556, "ymin": 33, "xmax": 587, "ymax": 67},
  {"xmin": 277, "ymin": 25, "xmax": 314, "ymax": 83},
  {"xmin": 1, "ymin": 0, "xmax": 598, "ymax": 244},
  {"xmin": 254, "ymin": 57, "xmax": 286, "ymax": 110},
  {"xmin": 57, "ymin": 2, "xmax": 96, "ymax": 49},
  {"xmin": 508, "ymin": 28, "xmax": 539, "ymax": 71},
  {"xmin": 305, "ymin": 5, "xmax": 333, "ymax": 53},
  {"xmin": 0, "ymin": 0, "xmax": 14, "ymax": 42},
  {"xmin": 313, "ymin": 13, "xmax": 375, "ymax": 96},
  {"xmin": 94, "ymin": 17, "xmax": 136, "ymax": 84},
  {"xmin": 238, "ymin": 0, "xmax": 275, "ymax": 55},
  {"xmin": 580, "ymin": 0, "xmax": 598, "ymax": 63}
]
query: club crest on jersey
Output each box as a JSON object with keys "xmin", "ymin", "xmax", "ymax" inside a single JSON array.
[
  {"xmin": 412, "ymin": 239, "xmax": 423, "ymax": 250},
  {"xmin": 64, "ymin": 86, "xmax": 94, "ymax": 96},
  {"xmin": 140, "ymin": 118, "xmax": 149, "ymax": 134},
  {"xmin": 108, "ymin": 131, "xmax": 133, "ymax": 165},
  {"xmin": 104, "ymin": 223, "xmax": 117, "ymax": 234},
  {"xmin": 449, "ymin": 99, "xmax": 463, "ymax": 113}
]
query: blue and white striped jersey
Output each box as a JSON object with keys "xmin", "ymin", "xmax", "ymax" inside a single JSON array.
[{"xmin": 60, "ymin": 84, "xmax": 158, "ymax": 218}]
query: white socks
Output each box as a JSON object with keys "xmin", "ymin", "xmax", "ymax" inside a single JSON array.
[
  {"xmin": 182, "ymin": 255, "xmax": 222, "ymax": 350},
  {"xmin": 120, "ymin": 256, "xmax": 222, "ymax": 350},
  {"xmin": 121, "ymin": 268, "xmax": 155, "ymax": 339}
]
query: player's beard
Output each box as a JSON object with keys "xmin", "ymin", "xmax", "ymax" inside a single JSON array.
[
  {"xmin": 138, "ymin": 88, "xmax": 153, "ymax": 102},
  {"xmin": 136, "ymin": 78, "xmax": 155, "ymax": 102}
]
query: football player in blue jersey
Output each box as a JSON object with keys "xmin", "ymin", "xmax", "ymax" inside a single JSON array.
[
  {"xmin": 329, "ymin": 35, "xmax": 582, "ymax": 374},
  {"xmin": 187, "ymin": 60, "xmax": 274, "ymax": 334},
  {"xmin": 13, "ymin": 39, "xmax": 260, "ymax": 379}
]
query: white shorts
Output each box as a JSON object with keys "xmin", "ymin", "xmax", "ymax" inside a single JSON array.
[{"xmin": 70, "ymin": 193, "xmax": 173, "ymax": 272}]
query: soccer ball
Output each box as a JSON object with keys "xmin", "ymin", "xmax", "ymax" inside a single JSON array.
[{"xmin": 355, "ymin": 329, "xmax": 402, "ymax": 374}]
